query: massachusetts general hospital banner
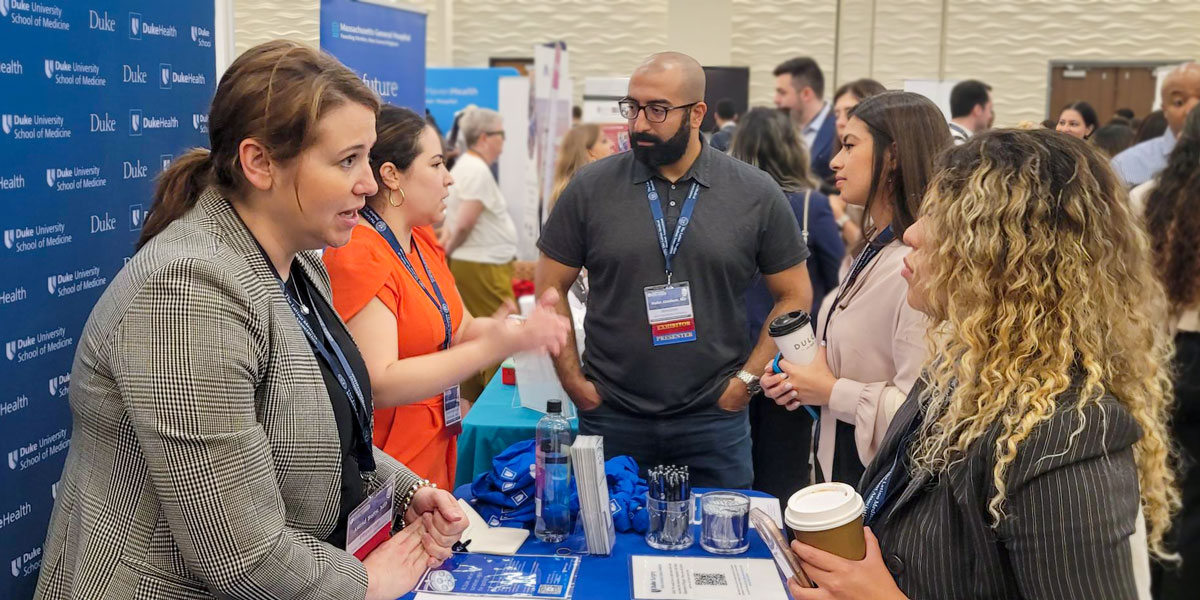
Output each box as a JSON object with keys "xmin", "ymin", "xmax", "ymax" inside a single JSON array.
[{"xmin": 0, "ymin": 1, "xmax": 215, "ymax": 597}]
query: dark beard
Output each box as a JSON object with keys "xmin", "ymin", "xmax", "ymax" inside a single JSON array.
[{"xmin": 631, "ymin": 118, "xmax": 691, "ymax": 167}]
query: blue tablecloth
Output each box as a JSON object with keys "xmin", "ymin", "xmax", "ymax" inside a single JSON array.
[
  {"xmin": 400, "ymin": 489, "xmax": 787, "ymax": 600},
  {"xmin": 456, "ymin": 371, "xmax": 579, "ymax": 488}
]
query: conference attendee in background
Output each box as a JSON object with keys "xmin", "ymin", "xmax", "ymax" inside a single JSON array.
[
  {"xmin": 1116, "ymin": 107, "xmax": 1137, "ymax": 122},
  {"xmin": 782, "ymin": 128, "xmax": 1177, "ymax": 600},
  {"xmin": 729, "ymin": 106, "xmax": 844, "ymax": 507},
  {"xmin": 323, "ymin": 105, "xmax": 570, "ymax": 491},
  {"xmin": 550, "ymin": 123, "xmax": 617, "ymax": 213},
  {"xmin": 762, "ymin": 91, "xmax": 947, "ymax": 486},
  {"xmin": 537, "ymin": 52, "xmax": 812, "ymax": 488},
  {"xmin": 1135, "ymin": 109, "xmax": 1169, "ymax": 145},
  {"xmin": 829, "ymin": 78, "xmax": 886, "ymax": 247},
  {"xmin": 1140, "ymin": 107, "xmax": 1200, "ymax": 600},
  {"xmin": 1093, "ymin": 121, "xmax": 1136, "ymax": 158},
  {"xmin": 1113, "ymin": 63, "xmax": 1200, "ymax": 187},
  {"xmin": 1056, "ymin": 100, "xmax": 1099, "ymax": 139},
  {"xmin": 440, "ymin": 106, "xmax": 519, "ymax": 400},
  {"xmin": 35, "ymin": 41, "xmax": 466, "ymax": 600},
  {"xmin": 571, "ymin": 104, "xmax": 583, "ymax": 126},
  {"xmin": 774, "ymin": 56, "xmax": 836, "ymax": 181},
  {"xmin": 947, "ymin": 79, "xmax": 994, "ymax": 145},
  {"xmin": 709, "ymin": 98, "xmax": 739, "ymax": 152}
]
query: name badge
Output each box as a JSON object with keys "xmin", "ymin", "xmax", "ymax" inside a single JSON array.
[
  {"xmin": 346, "ymin": 473, "xmax": 397, "ymax": 560},
  {"xmin": 444, "ymin": 384, "xmax": 463, "ymax": 435},
  {"xmin": 644, "ymin": 282, "xmax": 697, "ymax": 346}
]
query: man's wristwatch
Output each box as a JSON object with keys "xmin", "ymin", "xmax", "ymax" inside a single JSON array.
[{"xmin": 735, "ymin": 370, "xmax": 762, "ymax": 396}]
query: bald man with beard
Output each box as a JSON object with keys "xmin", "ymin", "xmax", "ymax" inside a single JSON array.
[
  {"xmin": 1112, "ymin": 63, "xmax": 1200, "ymax": 187},
  {"xmin": 535, "ymin": 52, "xmax": 813, "ymax": 488}
]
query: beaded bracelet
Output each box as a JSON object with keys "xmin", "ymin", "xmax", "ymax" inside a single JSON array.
[{"xmin": 397, "ymin": 478, "xmax": 436, "ymax": 529}]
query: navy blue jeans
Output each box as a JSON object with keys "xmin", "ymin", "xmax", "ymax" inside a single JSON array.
[{"xmin": 578, "ymin": 401, "xmax": 753, "ymax": 490}]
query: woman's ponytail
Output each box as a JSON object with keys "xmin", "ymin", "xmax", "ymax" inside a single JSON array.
[{"xmin": 136, "ymin": 148, "xmax": 212, "ymax": 249}]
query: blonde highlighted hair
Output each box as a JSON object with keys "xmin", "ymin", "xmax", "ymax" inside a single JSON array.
[
  {"xmin": 911, "ymin": 128, "xmax": 1178, "ymax": 557},
  {"xmin": 549, "ymin": 123, "xmax": 603, "ymax": 211}
]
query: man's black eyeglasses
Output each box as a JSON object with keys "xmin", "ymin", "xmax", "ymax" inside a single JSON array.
[{"xmin": 617, "ymin": 99, "xmax": 699, "ymax": 123}]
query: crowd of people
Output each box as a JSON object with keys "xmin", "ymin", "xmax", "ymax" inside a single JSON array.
[{"xmin": 29, "ymin": 37, "xmax": 1200, "ymax": 600}]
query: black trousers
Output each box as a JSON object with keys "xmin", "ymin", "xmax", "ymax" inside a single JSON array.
[
  {"xmin": 749, "ymin": 392, "xmax": 814, "ymax": 513},
  {"xmin": 1155, "ymin": 332, "xmax": 1200, "ymax": 600}
]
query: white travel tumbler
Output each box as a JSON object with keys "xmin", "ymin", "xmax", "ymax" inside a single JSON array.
[{"xmin": 769, "ymin": 310, "xmax": 818, "ymax": 372}]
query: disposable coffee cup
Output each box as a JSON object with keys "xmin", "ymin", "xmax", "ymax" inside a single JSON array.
[
  {"xmin": 769, "ymin": 311, "xmax": 818, "ymax": 366},
  {"xmin": 784, "ymin": 482, "xmax": 866, "ymax": 561}
]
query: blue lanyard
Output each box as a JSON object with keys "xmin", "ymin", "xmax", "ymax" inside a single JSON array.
[
  {"xmin": 862, "ymin": 392, "xmax": 930, "ymax": 526},
  {"xmin": 280, "ymin": 267, "xmax": 376, "ymax": 474},
  {"xmin": 820, "ymin": 225, "xmax": 895, "ymax": 343},
  {"xmin": 646, "ymin": 180, "xmax": 700, "ymax": 283},
  {"xmin": 359, "ymin": 206, "xmax": 454, "ymax": 351}
]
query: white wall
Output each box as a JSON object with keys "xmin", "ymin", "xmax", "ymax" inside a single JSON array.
[{"xmin": 226, "ymin": 0, "xmax": 1200, "ymax": 125}]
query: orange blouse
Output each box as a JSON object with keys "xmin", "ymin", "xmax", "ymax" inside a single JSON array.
[{"xmin": 323, "ymin": 224, "xmax": 465, "ymax": 490}]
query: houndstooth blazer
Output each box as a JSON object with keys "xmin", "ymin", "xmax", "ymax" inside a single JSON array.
[{"xmin": 35, "ymin": 189, "xmax": 422, "ymax": 599}]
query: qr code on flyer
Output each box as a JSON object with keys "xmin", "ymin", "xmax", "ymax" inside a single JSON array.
[
  {"xmin": 538, "ymin": 584, "xmax": 563, "ymax": 595},
  {"xmin": 693, "ymin": 572, "xmax": 728, "ymax": 586}
]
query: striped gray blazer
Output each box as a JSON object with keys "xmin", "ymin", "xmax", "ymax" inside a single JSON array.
[
  {"xmin": 863, "ymin": 381, "xmax": 1143, "ymax": 599},
  {"xmin": 35, "ymin": 190, "xmax": 422, "ymax": 599}
]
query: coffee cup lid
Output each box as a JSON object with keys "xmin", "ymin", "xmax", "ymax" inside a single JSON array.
[
  {"xmin": 784, "ymin": 483, "xmax": 864, "ymax": 531},
  {"xmin": 769, "ymin": 311, "xmax": 811, "ymax": 337}
]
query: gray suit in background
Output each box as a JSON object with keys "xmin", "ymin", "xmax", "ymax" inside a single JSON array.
[
  {"xmin": 863, "ymin": 380, "xmax": 1144, "ymax": 599},
  {"xmin": 36, "ymin": 190, "xmax": 422, "ymax": 599}
]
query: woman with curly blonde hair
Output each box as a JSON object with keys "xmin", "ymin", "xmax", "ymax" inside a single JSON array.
[{"xmin": 784, "ymin": 128, "xmax": 1178, "ymax": 599}]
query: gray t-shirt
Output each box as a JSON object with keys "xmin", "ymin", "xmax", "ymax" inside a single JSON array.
[{"xmin": 538, "ymin": 144, "xmax": 808, "ymax": 416}]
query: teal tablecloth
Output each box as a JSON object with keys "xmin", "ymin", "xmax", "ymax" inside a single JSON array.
[{"xmin": 455, "ymin": 371, "xmax": 580, "ymax": 487}]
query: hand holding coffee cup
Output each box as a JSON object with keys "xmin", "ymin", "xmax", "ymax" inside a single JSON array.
[{"xmin": 762, "ymin": 312, "xmax": 838, "ymax": 409}]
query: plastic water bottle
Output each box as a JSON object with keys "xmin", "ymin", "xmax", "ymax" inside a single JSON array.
[{"xmin": 535, "ymin": 399, "xmax": 573, "ymax": 543}]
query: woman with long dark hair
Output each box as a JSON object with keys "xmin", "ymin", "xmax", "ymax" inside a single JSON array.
[
  {"xmin": 1057, "ymin": 100, "xmax": 1099, "ymax": 140},
  {"xmin": 729, "ymin": 106, "xmax": 845, "ymax": 505},
  {"xmin": 1142, "ymin": 104, "xmax": 1200, "ymax": 600},
  {"xmin": 323, "ymin": 106, "xmax": 568, "ymax": 491},
  {"xmin": 762, "ymin": 91, "xmax": 949, "ymax": 485}
]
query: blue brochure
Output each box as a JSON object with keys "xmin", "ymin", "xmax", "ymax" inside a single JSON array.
[{"xmin": 416, "ymin": 553, "xmax": 581, "ymax": 598}]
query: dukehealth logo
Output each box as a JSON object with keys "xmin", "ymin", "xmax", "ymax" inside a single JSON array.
[
  {"xmin": 2, "ymin": 112, "xmax": 70, "ymax": 140},
  {"xmin": 192, "ymin": 113, "xmax": 208, "ymax": 132},
  {"xmin": 191, "ymin": 24, "xmax": 213, "ymax": 48},
  {"xmin": 160, "ymin": 154, "xmax": 173, "ymax": 172},
  {"xmin": 129, "ymin": 109, "xmax": 178, "ymax": 136},
  {"xmin": 160, "ymin": 64, "xmax": 205, "ymax": 89},
  {"xmin": 0, "ymin": 284, "xmax": 26, "ymax": 305},
  {"xmin": 129, "ymin": 12, "xmax": 177, "ymax": 39}
]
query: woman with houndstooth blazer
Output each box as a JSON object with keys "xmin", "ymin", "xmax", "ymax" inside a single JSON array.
[{"xmin": 35, "ymin": 41, "xmax": 467, "ymax": 600}]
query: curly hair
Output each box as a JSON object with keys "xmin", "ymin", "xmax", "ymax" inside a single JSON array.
[
  {"xmin": 1146, "ymin": 104, "xmax": 1200, "ymax": 312},
  {"xmin": 910, "ymin": 128, "xmax": 1179, "ymax": 558}
]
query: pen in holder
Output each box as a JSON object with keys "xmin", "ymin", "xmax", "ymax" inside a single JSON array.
[{"xmin": 645, "ymin": 465, "xmax": 694, "ymax": 551}]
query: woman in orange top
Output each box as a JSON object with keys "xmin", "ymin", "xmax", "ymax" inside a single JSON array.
[{"xmin": 324, "ymin": 106, "xmax": 569, "ymax": 490}]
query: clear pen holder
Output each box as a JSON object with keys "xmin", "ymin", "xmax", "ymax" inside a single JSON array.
[
  {"xmin": 699, "ymin": 491, "xmax": 750, "ymax": 554},
  {"xmin": 645, "ymin": 492, "xmax": 695, "ymax": 550}
]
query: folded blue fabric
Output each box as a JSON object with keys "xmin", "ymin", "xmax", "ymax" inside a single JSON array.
[{"xmin": 467, "ymin": 440, "xmax": 650, "ymax": 533}]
